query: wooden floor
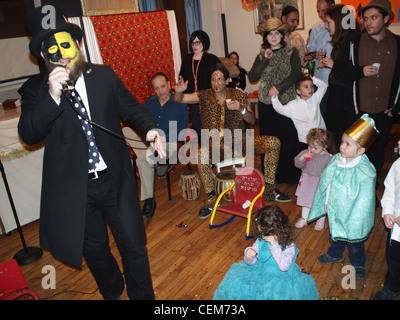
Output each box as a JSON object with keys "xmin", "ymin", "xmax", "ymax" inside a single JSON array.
[{"xmin": 1, "ymin": 122, "xmax": 400, "ymax": 301}]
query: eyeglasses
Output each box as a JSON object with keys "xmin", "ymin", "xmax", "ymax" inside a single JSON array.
[{"xmin": 192, "ymin": 40, "xmax": 202, "ymax": 46}]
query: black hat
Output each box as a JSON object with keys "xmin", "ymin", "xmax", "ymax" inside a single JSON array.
[
  {"xmin": 358, "ymin": 0, "xmax": 394, "ymax": 21},
  {"xmin": 25, "ymin": 5, "xmax": 83, "ymax": 58}
]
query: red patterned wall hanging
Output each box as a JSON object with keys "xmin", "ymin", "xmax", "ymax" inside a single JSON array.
[{"xmin": 90, "ymin": 11, "xmax": 175, "ymax": 104}]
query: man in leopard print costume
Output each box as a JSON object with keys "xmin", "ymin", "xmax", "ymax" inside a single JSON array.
[{"xmin": 175, "ymin": 63, "xmax": 290, "ymax": 219}]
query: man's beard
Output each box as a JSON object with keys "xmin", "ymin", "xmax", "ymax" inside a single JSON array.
[
  {"xmin": 367, "ymin": 24, "xmax": 386, "ymax": 37},
  {"xmin": 44, "ymin": 53, "xmax": 87, "ymax": 83}
]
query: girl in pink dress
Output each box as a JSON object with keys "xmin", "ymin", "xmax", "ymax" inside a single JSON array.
[{"xmin": 294, "ymin": 128, "xmax": 332, "ymax": 230}]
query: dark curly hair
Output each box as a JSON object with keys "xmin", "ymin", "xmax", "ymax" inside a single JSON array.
[{"xmin": 252, "ymin": 206, "xmax": 294, "ymax": 249}]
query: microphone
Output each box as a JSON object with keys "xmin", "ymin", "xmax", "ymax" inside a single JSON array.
[{"xmin": 61, "ymin": 80, "xmax": 70, "ymax": 92}]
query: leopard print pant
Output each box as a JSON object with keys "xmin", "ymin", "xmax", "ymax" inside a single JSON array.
[{"xmin": 197, "ymin": 135, "xmax": 280, "ymax": 202}]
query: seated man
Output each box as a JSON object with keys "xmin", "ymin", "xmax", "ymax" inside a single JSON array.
[
  {"xmin": 123, "ymin": 72, "xmax": 188, "ymax": 220},
  {"xmin": 174, "ymin": 63, "xmax": 290, "ymax": 219}
]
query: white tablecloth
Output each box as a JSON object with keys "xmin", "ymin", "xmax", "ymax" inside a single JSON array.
[{"xmin": 0, "ymin": 107, "xmax": 43, "ymax": 233}]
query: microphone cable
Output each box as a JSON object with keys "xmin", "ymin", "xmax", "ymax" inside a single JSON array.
[{"xmin": 62, "ymin": 84, "xmax": 153, "ymax": 151}]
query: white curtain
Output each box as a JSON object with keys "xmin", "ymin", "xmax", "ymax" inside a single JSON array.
[{"xmin": 166, "ymin": 10, "xmax": 182, "ymax": 82}]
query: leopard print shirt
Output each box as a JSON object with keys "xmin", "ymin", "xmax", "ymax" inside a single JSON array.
[{"xmin": 198, "ymin": 87, "xmax": 248, "ymax": 135}]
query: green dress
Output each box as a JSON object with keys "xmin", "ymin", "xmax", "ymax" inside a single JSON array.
[{"xmin": 308, "ymin": 153, "xmax": 376, "ymax": 242}]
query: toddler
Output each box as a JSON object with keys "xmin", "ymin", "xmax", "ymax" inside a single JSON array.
[
  {"xmin": 294, "ymin": 128, "xmax": 332, "ymax": 230},
  {"xmin": 308, "ymin": 114, "xmax": 378, "ymax": 279},
  {"xmin": 213, "ymin": 205, "xmax": 319, "ymax": 300}
]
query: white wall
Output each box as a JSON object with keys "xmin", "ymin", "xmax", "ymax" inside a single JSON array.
[{"xmin": 200, "ymin": 0, "xmax": 400, "ymax": 94}]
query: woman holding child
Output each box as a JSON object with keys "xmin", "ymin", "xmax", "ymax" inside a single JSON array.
[{"xmin": 249, "ymin": 18, "xmax": 302, "ymax": 184}]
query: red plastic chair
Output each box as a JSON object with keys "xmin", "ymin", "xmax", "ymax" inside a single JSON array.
[
  {"xmin": 209, "ymin": 167, "xmax": 265, "ymax": 239},
  {"xmin": 0, "ymin": 259, "xmax": 39, "ymax": 300}
]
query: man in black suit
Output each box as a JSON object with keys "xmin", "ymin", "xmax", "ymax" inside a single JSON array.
[{"xmin": 18, "ymin": 5, "xmax": 165, "ymax": 300}]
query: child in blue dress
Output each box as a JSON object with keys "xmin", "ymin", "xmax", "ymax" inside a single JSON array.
[{"xmin": 213, "ymin": 205, "xmax": 319, "ymax": 300}]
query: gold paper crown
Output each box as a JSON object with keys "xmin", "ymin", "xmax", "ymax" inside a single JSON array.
[{"xmin": 345, "ymin": 114, "xmax": 379, "ymax": 150}]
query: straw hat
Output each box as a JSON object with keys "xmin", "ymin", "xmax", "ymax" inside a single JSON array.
[
  {"xmin": 257, "ymin": 17, "xmax": 290, "ymax": 34},
  {"xmin": 358, "ymin": 0, "xmax": 394, "ymax": 21},
  {"xmin": 344, "ymin": 114, "xmax": 379, "ymax": 150}
]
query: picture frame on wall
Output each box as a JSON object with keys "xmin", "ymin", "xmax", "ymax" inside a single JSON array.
[
  {"xmin": 254, "ymin": 0, "xmax": 304, "ymax": 33},
  {"xmin": 80, "ymin": 0, "xmax": 139, "ymax": 16}
]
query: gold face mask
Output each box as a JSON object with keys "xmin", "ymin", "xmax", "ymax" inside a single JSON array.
[{"xmin": 42, "ymin": 32, "xmax": 80, "ymax": 68}]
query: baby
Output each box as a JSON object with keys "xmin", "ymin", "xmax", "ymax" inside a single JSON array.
[{"xmin": 294, "ymin": 128, "xmax": 332, "ymax": 230}]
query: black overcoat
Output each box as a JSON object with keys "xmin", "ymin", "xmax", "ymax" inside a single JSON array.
[{"xmin": 18, "ymin": 64, "xmax": 156, "ymax": 267}]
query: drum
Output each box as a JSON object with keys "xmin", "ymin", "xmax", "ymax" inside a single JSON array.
[
  {"xmin": 179, "ymin": 170, "xmax": 201, "ymax": 201},
  {"xmin": 215, "ymin": 170, "xmax": 236, "ymax": 201}
]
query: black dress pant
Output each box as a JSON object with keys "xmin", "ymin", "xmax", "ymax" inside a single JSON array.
[
  {"xmin": 384, "ymin": 232, "xmax": 400, "ymax": 293},
  {"xmin": 83, "ymin": 170, "xmax": 154, "ymax": 300},
  {"xmin": 258, "ymin": 101, "xmax": 302, "ymax": 184},
  {"xmin": 189, "ymin": 103, "xmax": 202, "ymax": 142}
]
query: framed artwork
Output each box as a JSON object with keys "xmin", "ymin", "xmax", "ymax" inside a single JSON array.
[
  {"xmin": 254, "ymin": 0, "xmax": 304, "ymax": 33},
  {"xmin": 80, "ymin": 0, "xmax": 139, "ymax": 16},
  {"xmin": 341, "ymin": 0, "xmax": 400, "ymax": 24}
]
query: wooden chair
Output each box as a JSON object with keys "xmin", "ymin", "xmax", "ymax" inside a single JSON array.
[
  {"xmin": 209, "ymin": 167, "xmax": 265, "ymax": 240},
  {"xmin": 0, "ymin": 259, "xmax": 39, "ymax": 300}
]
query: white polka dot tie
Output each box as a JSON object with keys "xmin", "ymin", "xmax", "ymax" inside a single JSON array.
[{"xmin": 65, "ymin": 85, "xmax": 100, "ymax": 171}]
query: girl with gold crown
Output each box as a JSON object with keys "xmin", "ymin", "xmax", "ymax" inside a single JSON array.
[{"xmin": 308, "ymin": 114, "xmax": 379, "ymax": 280}]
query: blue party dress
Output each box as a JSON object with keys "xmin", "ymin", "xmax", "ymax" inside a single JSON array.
[{"xmin": 213, "ymin": 239, "xmax": 319, "ymax": 300}]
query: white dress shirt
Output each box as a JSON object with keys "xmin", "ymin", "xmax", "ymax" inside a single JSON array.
[
  {"xmin": 271, "ymin": 77, "xmax": 327, "ymax": 143},
  {"xmin": 74, "ymin": 75, "xmax": 107, "ymax": 173},
  {"xmin": 381, "ymin": 157, "xmax": 400, "ymax": 242}
]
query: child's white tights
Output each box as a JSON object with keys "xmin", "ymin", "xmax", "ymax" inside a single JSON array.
[{"xmin": 302, "ymin": 207, "xmax": 311, "ymax": 219}]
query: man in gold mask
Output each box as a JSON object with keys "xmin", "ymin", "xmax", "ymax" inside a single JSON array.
[{"xmin": 18, "ymin": 5, "xmax": 164, "ymax": 300}]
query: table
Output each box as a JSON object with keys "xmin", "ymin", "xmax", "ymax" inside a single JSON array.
[{"xmin": 0, "ymin": 106, "xmax": 44, "ymax": 234}]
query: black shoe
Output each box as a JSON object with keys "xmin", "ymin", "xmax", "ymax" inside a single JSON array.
[
  {"xmin": 142, "ymin": 198, "xmax": 156, "ymax": 220},
  {"xmin": 317, "ymin": 252, "xmax": 343, "ymax": 264},
  {"xmin": 373, "ymin": 287, "xmax": 400, "ymax": 300},
  {"xmin": 198, "ymin": 194, "xmax": 217, "ymax": 219},
  {"xmin": 198, "ymin": 205, "xmax": 213, "ymax": 219},
  {"xmin": 355, "ymin": 266, "xmax": 366, "ymax": 279},
  {"xmin": 275, "ymin": 189, "xmax": 292, "ymax": 202},
  {"xmin": 155, "ymin": 164, "xmax": 175, "ymax": 176}
]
